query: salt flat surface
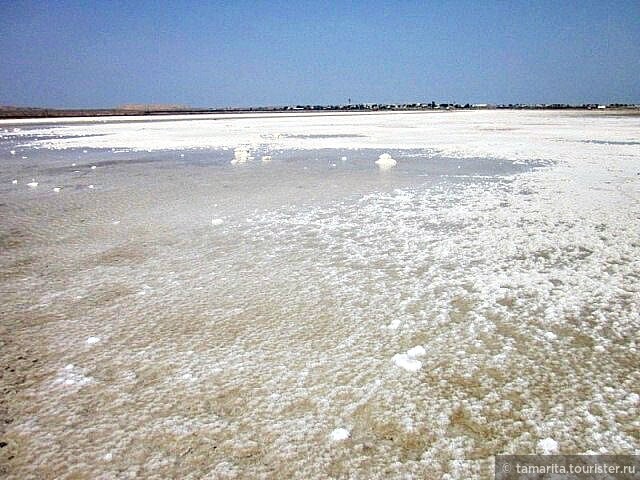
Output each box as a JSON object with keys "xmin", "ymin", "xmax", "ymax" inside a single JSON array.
[{"xmin": 0, "ymin": 110, "xmax": 638, "ymax": 479}]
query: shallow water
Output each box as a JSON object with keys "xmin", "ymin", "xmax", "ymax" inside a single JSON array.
[{"xmin": 1, "ymin": 111, "xmax": 638, "ymax": 479}]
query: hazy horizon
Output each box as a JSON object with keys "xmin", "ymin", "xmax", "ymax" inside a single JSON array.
[{"xmin": 1, "ymin": 0, "xmax": 639, "ymax": 109}]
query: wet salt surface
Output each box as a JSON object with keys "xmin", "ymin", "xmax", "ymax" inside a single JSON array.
[{"xmin": 0, "ymin": 110, "xmax": 639, "ymax": 479}]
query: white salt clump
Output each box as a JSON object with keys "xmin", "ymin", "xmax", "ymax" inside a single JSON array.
[
  {"xmin": 53, "ymin": 187, "xmax": 61, "ymax": 193},
  {"xmin": 27, "ymin": 180, "xmax": 38, "ymax": 188},
  {"xmin": 211, "ymin": 218, "xmax": 224, "ymax": 226},
  {"xmin": 261, "ymin": 155, "xmax": 272, "ymax": 163},
  {"xmin": 594, "ymin": 345, "xmax": 605, "ymax": 353},
  {"xmin": 10, "ymin": 150, "xmax": 16, "ymax": 155},
  {"xmin": 11, "ymin": 179, "xmax": 17, "ymax": 184},
  {"xmin": 407, "ymin": 345, "xmax": 427, "ymax": 358},
  {"xmin": 387, "ymin": 319, "xmax": 401, "ymax": 330},
  {"xmin": 375, "ymin": 153, "xmax": 397, "ymax": 170},
  {"xmin": 393, "ymin": 345, "xmax": 426, "ymax": 372},
  {"xmin": 112, "ymin": 220, "xmax": 120, "ymax": 225},
  {"xmin": 231, "ymin": 147, "xmax": 250, "ymax": 164},
  {"xmin": 392, "ymin": 354, "xmax": 422, "ymax": 372},
  {"xmin": 626, "ymin": 393, "xmax": 639, "ymax": 404},
  {"xmin": 180, "ymin": 153, "xmax": 185, "ymax": 157},
  {"xmin": 544, "ymin": 331, "xmax": 557, "ymax": 341},
  {"xmin": 91, "ymin": 165, "xmax": 97, "ymax": 169},
  {"xmin": 86, "ymin": 336, "xmax": 100, "ymax": 345},
  {"xmin": 538, "ymin": 437, "xmax": 559, "ymax": 454},
  {"xmin": 71, "ymin": 162, "xmax": 76, "ymax": 166},
  {"xmin": 88, "ymin": 184, "xmax": 94, "ymax": 189},
  {"xmin": 330, "ymin": 428, "xmax": 350, "ymax": 441},
  {"xmin": 103, "ymin": 453, "xmax": 113, "ymax": 462},
  {"xmin": 341, "ymin": 156, "xmax": 347, "ymax": 161},
  {"xmin": 213, "ymin": 461, "xmax": 240, "ymax": 478},
  {"xmin": 57, "ymin": 364, "xmax": 93, "ymax": 388}
]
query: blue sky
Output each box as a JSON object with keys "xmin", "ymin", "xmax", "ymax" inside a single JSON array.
[{"xmin": 1, "ymin": 0, "xmax": 639, "ymax": 108}]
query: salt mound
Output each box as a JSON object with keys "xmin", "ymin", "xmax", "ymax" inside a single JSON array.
[
  {"xmin": 392, "ymin": 345, "xmax": 427, "ymax": 372},
  {"xmin": 375, "ymin": 153, "xmax": 397, "ymax": 170},
  {"xmin": 211, "ymin": 218, "xmax": 224, "ymax": 226},
  {"xmin": 231, "ymin": 147, "xmax": 250, "ymax": 164},
  {"xmin": 407, "ymin": 345, "xmax": 427, "ymax": 357},
  {"xmin": 55, "ymin": 364, "xmax": 93, "ymax": 388},
  {"xmin": 392, "ymin": 353, "xmax": 422, "ymax": 372},
  {"xmin": 27, "ymin": 180, "xmax": 38, "ymax": 188},
  {"xmin": 329, "ymin": 428, "xmax": 350, "ymax": 441},
  {"xmin": 386, "ymin": 319, "xmax": 401, "ymax": 330},
  {"xmin": 537, "ymin": 437, "xmax": 559, "ymax": 454}
]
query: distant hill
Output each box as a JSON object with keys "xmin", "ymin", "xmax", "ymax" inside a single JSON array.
[
  {"xmin": 0, "ymin": 104, "xmax": 201, "ymax": 119},
  {"xmin": 118, "ymin": 104, "xmax": 189, "ymax": 111}
]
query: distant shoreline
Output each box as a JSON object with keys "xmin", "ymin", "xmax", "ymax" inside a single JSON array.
[{"xmin": 1, "ymin": 104, "xmax": 639, "ymax": 121}]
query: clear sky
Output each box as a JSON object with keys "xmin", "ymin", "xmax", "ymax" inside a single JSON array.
[{"xmin": 1, "ymin": 0, "xmax": 639, "ymax": 108}]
